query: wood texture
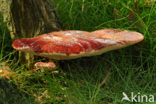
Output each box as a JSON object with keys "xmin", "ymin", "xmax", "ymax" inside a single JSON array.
[
  {"xmin": 0, "ymin": 0, "xmax": 61, "ymax": 67},
  {"xmin": 0, "ymin": 0, "xmax": 61, "ymax": 39}
]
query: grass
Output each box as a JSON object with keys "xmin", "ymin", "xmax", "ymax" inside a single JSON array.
[{"xmin": 0, "ymin": 0, "xmax": 156, "ymax": 103}]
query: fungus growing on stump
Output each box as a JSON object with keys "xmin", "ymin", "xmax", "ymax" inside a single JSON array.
[{"xmin": 12, "ymin": 29, "xmax": 144, "ymax": 69}]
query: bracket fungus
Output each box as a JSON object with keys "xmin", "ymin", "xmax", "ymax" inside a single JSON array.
[{"xmin": 12, "ymin": 28, "xmax": 144, "ymax": 69}]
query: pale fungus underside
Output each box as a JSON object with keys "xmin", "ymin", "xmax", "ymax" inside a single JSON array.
[{"xmin": 12, "ymin": 28, "xmax": 144, "ymax": 60}]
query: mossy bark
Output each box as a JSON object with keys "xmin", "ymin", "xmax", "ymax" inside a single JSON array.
[{"xmin": 0, "ymin": 0, "xmax": 61, "ymax": 68}]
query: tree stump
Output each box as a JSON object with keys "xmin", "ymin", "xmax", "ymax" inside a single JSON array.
[{"xmin": 0, "ymin": 0, "xmax": 61, "ymax": 68}]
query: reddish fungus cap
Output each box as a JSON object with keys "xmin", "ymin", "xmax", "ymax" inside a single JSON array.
[
  {"xmin": 12, "ymin": 29, "xmax": 144, "ymax": 60},
  {"xmin": 34, "ymin": 62, "xmax": 56, "ymax": 69}
]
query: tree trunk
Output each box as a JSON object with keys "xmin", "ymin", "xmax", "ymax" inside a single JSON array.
[{"xmin": 0, "ymin": 0, "xmax": 61, "ymax": 68}]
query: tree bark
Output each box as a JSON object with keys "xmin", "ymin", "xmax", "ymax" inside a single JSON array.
[
  {"xmin": 0, "ymin": 0, "xmax": 61, "ymax": 68},
  {"xmin": 0, "ymin": 0, "xmax": 61, "ymax": 39}
]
